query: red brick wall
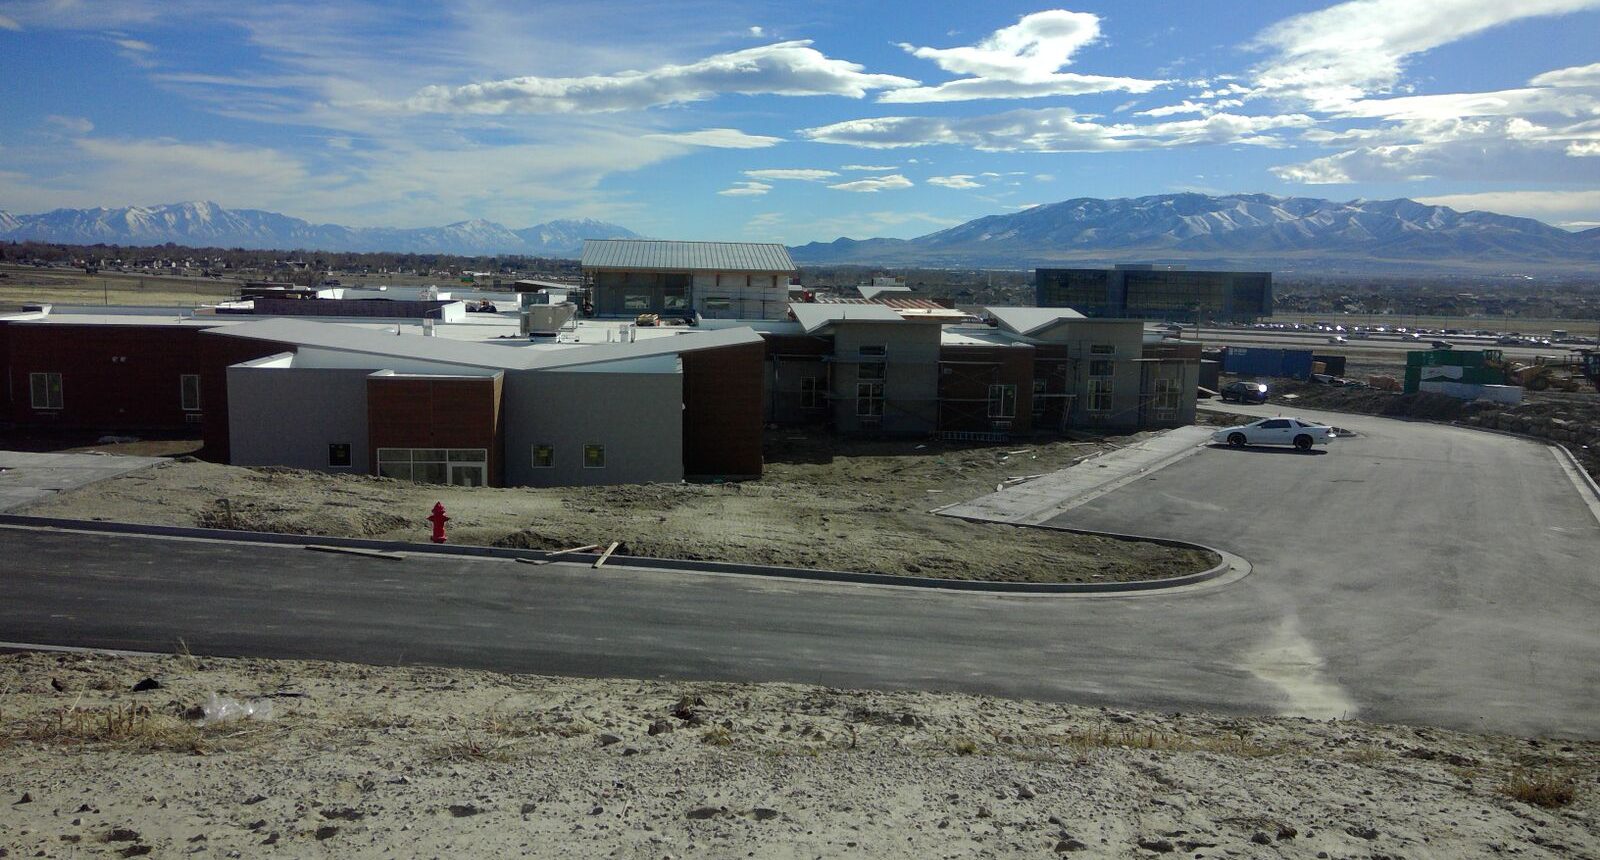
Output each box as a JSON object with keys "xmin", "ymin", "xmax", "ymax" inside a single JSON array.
[
  {"xmin": 936, "ymin": 344, "xmax": 1036, "ymax": 434},
  {"xmin": 682, "ymin": 342, "xmax": 764, "ymax": 478},
  {"xmin": 367, "ymin": 375, "xmax": 503, "ymax": 485}
]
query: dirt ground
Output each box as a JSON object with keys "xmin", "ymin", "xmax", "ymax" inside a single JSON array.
[
  {"xmin": 0, "ymin": 268, "xmax": 238, "ymax": 311},
  {"xmin": 1, "ymin": 651, "xmax": 1594, "ymax": 859},
  {"xmin": 15, "ymin": 431, "xmax": 1217, "ymax": 584}
]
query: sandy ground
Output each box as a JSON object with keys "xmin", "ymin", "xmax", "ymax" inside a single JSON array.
[
  {"xmin": 1, "ymin": 651, "xmax": 1594, "ymax": 859},
  {"xmin": 16, "ymin": 432, "xmax": 1215, "ymax": 584}
]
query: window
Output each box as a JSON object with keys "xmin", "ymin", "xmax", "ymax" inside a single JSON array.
[
  {"xmin": 328, "ymin": 443, "xmax": 352, "ymax": 468},
  {"xmin": 1261, "ymin": 419, "xmax": 1291, "ymax": 429},
  {"xmin": 532, "ymin": 444, "xmax": 554, "ymax": 468},
  {"xmin": 1088, "ymin": 379, "xmax": 1114, "ymax": 413},
  {"xmin": 858, "ymin": 360, "xmax": 885, "ymax": 381},
  {"xmin": 987, "ymin": 384, "xmax": 1016, "ymax": 418},
  {"xmin": 859, "ymin": 345, "xmax": 886, "ymax": 356},
  {"xmin": 583, "ymin": 444, "xmax": 606, "ymax": 468},
  {"xmin": 1151, "ymin": 377, "xmax": 1180, "ymax": 420},
  {"xmin": 180, "ymin": 374, "xmax": 201, "ymax": 411},
  {"xmin": 1089, "ymin": 359, "xmax": 1115, "ymax": 378},
  {"xmin": 1032, "ymin": 378, "xmax": 1048, "ymax": 417},
  {"xmin": 29, "ymin": 372, "xmax": 63, "ymax": 410},
  {"xmin": 1090, "ymin": 344, "xmax": 1116, "ymax": 355},
  {"xmin": 799, "ymin": 377, "xmax": 824, "ymax": 409},
  {"xmin": 856, "ymin": 381, "xmax": 884, "ymax": 416},
  {"xmin": 377, "ymin": 448, "xmax": 486, "ymax": 485}
]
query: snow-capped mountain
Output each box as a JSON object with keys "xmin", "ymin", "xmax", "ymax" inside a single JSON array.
[
  {"xmin": 789, "ymin": 193, "xmax": 1600, "ymax": 270},
  {"xmin": 0, "ymin": 202, "xmax": 640, "ymax": 256}
]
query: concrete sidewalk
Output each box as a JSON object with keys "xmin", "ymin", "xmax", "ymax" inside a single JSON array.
[
  {"xmin": 0, "ymin": 451, "xmax": 165, "ymax": 512},
  {"xmin": 937, "ymin": 425, "xmax": 1214, "ymax": 525}
]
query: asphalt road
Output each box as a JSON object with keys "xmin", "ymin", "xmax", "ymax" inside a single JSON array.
[
  {"xmin": 1183, "ymin": 327, "xmax": 1590, "ymax": 366},
  {"xmin": 3, "ymin": 407, "xmax": 1597, "ymax": 738}
]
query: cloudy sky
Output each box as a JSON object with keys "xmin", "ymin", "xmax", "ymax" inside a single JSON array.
[{"xmin": 2, "ymin": 0, "xmax": 1599, "ymax": 242}]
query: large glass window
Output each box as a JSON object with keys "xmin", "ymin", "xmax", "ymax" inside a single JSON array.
[
  {"xmin": 1088, "ymin": 360, "xmax": 1114, "ymax": 413},
  {"xmin": 583, "ymin": 444, "xmax": 606, "ymax": 468},
  {"xmin": 29, "ymin": 372, "xmax": 63, "ymax": 410},
  {"xmin": 1151, "ymin": 376, "xmax": 1180, "ymax": 420},
  {"xmin": 987, "ymin": 384, "xmax": 1016, "ymax": 418},
  {"xmin": 377, "ymin": 448, "xmax": 487, "ymax": 486}
]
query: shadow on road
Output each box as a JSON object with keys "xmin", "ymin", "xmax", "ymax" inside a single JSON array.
[{"xmin": 1205, "ymin": 444, "xmax": 1329, "ymax": 456}]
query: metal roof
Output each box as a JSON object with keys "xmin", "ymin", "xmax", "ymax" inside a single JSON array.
[
  {"xmin": 984, "ymin": 306, "xmax": 1087, "ymax": 337},
  {"xmin": 200, "ymin": 317, "xmax": 764, "ymax": 372},
  {"xmin": 789, "ymin": 302, "xmax": 905, "ymax": 334},
  {"xmin": 581, "ymin": 239, "xmax": 795, "ymax": 272}
]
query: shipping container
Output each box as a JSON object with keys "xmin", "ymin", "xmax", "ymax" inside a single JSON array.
[{"xmin": 1221, "ymin": 347, "xmax": 1314, "ymax": 380}]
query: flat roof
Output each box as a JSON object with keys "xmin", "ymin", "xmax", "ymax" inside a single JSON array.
[{"xmin": 582, "ymin": 239, "xmax": 795, "ymax": 273}]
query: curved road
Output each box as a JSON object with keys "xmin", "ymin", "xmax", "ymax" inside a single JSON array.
[{"xmin": 2, "ymin": 406, "xmax": 1597, "ymax": 737}]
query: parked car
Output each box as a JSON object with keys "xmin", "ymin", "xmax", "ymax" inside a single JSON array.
[
  {"xmin": 1220, "ymin": 381, "xmax": 1269, "ymax": 403},
  {"xmin": 1212, "ymin": 417, "xmax": 1337, "ymax": 451}
]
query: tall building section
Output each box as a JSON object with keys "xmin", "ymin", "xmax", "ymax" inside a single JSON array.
[{"xmin": 1036, "ymin": 264, "xmax": 1272, "ymax": 323}]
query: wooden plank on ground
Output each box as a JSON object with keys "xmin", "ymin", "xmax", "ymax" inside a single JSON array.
[
  {"xmin": 592, "ymin": 541, "xmax": 620, "ymax": 569},
  {"xmin": 305, "ymin": 545, "xmax": 405, "ymax": 561}
]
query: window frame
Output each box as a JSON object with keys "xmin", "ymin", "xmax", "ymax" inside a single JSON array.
[
  {"xmin": 987, "ymin": 383, "xmax": 1017, "ymax": 419},
  {"xmin": 1090, "ymin": 343, "xmax": 1116, "ymax": 355},
  {"xmin": 1087, "ymin": 378, "xmax": 1114, "ymax": 413},
  {"xmin": 328, "ymin": 443, "xmax": 352, "ymax": 468},
  {"xmin": 856, "ymin": 381, "xmax": 884, "ymax": 416},
  {"xmin": 799, "ymin": 376, "xmax": 824, "ymax": 409},
  {"xmin": 29, "ymin": 372, "xmax": 63, "ymax": 410},
  {"xmin": 179, "ymin": 373, "xmax": 202, "ymax": 412},
  {"xmin": 582, "ymin": 443, "xmax": 606, "ymax": 469},
  {"xmin": 532, "ymin": 444, "xmax": 555, "ymax": 468}
]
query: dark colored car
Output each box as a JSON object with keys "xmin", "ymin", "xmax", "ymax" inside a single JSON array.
[{"xmin": 1220, "ymin": 381, "xmax": 1269, "ymax": 403}]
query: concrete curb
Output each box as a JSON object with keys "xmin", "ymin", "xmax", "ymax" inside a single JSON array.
[
  {"xmin": 0, "ymin": 512, "xmax": 1235, "ymax": 596},
  {"xmin": 1555, "ymin": 443, "xmax": 1600, "ymax": 502}
]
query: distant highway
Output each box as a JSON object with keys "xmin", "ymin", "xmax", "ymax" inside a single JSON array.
[{"xmin": 1175, "ymin": 326, "xmax": 1593, "ymax": 366}]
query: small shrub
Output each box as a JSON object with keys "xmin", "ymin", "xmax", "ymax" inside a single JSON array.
[
  {"xmin": 951, "ymin": 737, "xmax": 979, "ymax": 756},
  {"xmin": 1501, "ymin": 771, "xmax": 1577, "ymax": 809},
  {"xmin": 701, "ymin": 726, "xmax": 734, "ymax": 747}
]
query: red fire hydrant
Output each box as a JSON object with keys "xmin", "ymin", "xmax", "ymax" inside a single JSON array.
[{"xmin": 426, "ymin": 501, "xmax": 449, "ymax": 544}]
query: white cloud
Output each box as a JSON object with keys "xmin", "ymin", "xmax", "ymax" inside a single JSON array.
[
  {"xmin": 718, "ymin": 180, "xmax": 772, "ymax": 196},
  {"xmin": 802, "ymin": 108, "xmax": 1313, "ymax": 151},
  {"xmin": 1034, "ymin": 173, "xmax": 1056, "ymax": 181},
  {"xmin": 827, "ymin": 174, "xmax": 914, "ymax": 192},
  {"xmin": 882, "ymin": 10, "xmax": 1165, "ymax": 103},
  {"xmin": 43, "ymin": 115, "xmax": 94, "ymax": 135},
  {"xmin": 840, "ymin": 164, "xmax": 897, "ymax": 171},
  {"xmin": 1571, "ymin": 141, "xmax": 1600, "ymax": 156},
  {"xmin": 744, "ymin": 168, "xmax": 838, "ymax": 181},
  {"xmin": 1530, "ymin": 62, "xmax": 1600, "ymax": 88},
  {"xmin": 1271, "ymin": 131, "xmax": 1600, "ymax": 184},
  {"xmin": 642, "ymin": 128, "xmax": 783, "ymax": 148},
  {"xmin": 394, "ymin": 40, "xmax": 917, "ymax": 114},
  {"xmin": 927, "ymin": 174, "xmax": 982, "ymax": 189},
  {"xmin": 1412, "ymin": 189, "xmax": 1600, "ymax": 226},
  {"xmin": 114, "ymin": 37, "xmax": 154, "ymax": 52},
  {"xmin": 1249, "ymin": 0, "xmax": 1600, "ymax": 108},
  {"xmin": 0, "ymin": 13, "xmax": 21, "ymax": 30}
]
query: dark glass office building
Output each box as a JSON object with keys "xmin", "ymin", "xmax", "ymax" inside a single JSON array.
[{"xmin": 1035, "ymin": 265, "xmax": 1272, "ymax": 322}]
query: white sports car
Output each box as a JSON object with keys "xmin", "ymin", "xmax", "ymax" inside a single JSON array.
[{"xmin": 1211, "ymin": 417, "xmax": 1336, "ymax": 450}]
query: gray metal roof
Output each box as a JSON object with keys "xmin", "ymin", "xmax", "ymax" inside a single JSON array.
[
  {"xmin": 201, "ymin": 317, "xmax": 764, "ymax": 372},
  {"xmin": 582, "ymin": 239, "xmax": 795, "ymax": 272},
  {"xmin": 985, "ymin": 306, "xmax": 1086, "ymax": 337},
  {"xmin": 790, "ymin": 302, "xmax": 905, "ymax": 334}
]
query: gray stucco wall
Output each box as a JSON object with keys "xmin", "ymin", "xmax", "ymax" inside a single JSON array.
[
  {"xmin": 1033, "ymin": 320, "xmax": 1147, "ymax": 430},
  {"xmin": 227, "ymin": 365, "xmax": 372, "ymax": 472},
  {"xmin": 502, "ymin": 368, "xmax": 684, "ymax": 487},
  {"xmin": 830, "ymin": 322, "xmax": 941, "ymax": 434}
]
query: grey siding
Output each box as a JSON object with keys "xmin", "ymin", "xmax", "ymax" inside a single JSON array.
[
  {"xmin": 502, "ymin": 369, "xmax": 684, "ymax": 487},
  {"xmin": 830, "ymin": 322, "xmax": 942, "ymax": 434},
  {"xmin": 227, "ymin": 366, "xmax": 372, "ymax": 472}
]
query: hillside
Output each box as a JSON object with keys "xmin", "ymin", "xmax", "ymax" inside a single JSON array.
[
  {"xmin": 0, "ymin": 202, "xmax": 639, "ymax": 256},
  {"xmin": 790, "ymin": 193, "xmax": 1600, "ymax": 272}
]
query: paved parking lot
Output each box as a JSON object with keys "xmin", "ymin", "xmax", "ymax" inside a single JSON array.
[{"xmin": 0, "ymin": 451, "xmax": 163, "ymax": 512}]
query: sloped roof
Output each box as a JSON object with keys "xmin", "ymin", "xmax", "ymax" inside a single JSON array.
[
  {"xmin": 582, "ymin": 239, "xmax": 795, "ymax": 272},
  {"xmin": 200, "ymin": 317, "xmax": 764, "ymax": 372},
  {"xmin": 985, "ymin": 306, "xmax": 1087, "ymax": 337},
  {"xmin": 789, "ymin": 302, "xmax": 904, "ymax": 334}
]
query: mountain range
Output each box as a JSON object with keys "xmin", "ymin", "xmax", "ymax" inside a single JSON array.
[
  {"xmin": 791, "ymin": 193, "xmax": 1600, "ymax": 271},
  {"xmin": 0, "ymin": 201, "xmax": 638, "ymax": 256},
  {"xmin": 2, "ymin": 194, "xmax": 1598, "ymax": 271}
]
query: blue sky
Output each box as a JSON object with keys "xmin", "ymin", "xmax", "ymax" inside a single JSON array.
[{"xmin": 2, "ymin": 0, "xmax": 1599, "ymax": 242}]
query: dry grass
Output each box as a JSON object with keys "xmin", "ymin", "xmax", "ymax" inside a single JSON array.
[
  {"xmin": 6, "ymin": 702, "xmax": 271, "ymax": 754},
  {"xmin": 1501, "ymin": 770, "xmax": 1578, "ymax": 809},
  {"xmin": 1060, "ymin": 726, "xmax": 1284, "ymax": 758},
  {"xmin": 701, "ymin": 725, "xmax": 734, "ymax": 747}
]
